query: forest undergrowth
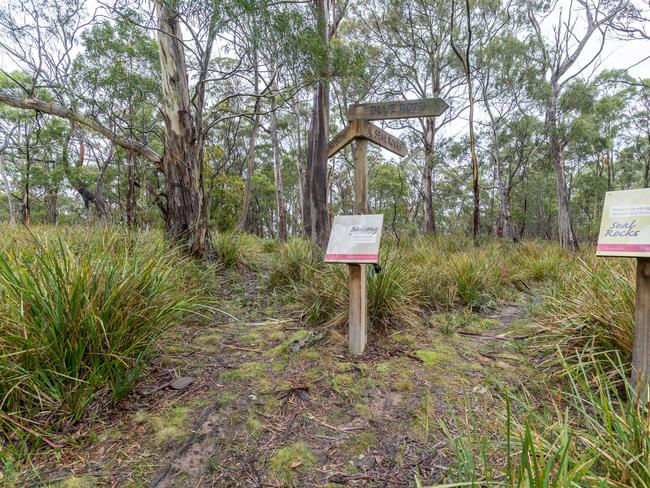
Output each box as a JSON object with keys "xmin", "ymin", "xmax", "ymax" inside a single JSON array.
[{"xmin": 0, "ymin": 226, "xmax": 647, "ymax": 487}]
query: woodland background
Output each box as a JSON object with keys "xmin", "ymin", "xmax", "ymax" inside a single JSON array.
[{"xmin": 0, "ymin": 0, "xmax": 647, "ymax": 253}]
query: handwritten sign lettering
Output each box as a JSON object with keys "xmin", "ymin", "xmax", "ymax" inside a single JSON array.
[
  {"xmin": 327, "ymin": 120, "xmax": 408, "ymax": 158},
  {"xmin": 597, "ymin": 189, "xmax": 650, "ymax": 257},
  {"xmin": 347, "ymin": 98, "xmax": 449, "ymax": 121}
]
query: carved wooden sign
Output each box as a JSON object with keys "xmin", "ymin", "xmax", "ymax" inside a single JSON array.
[
  {"xmin": 364, "ymin": 122, "xmax": 408, "ymax": 157},
  {"xmin": 327, "ymin": 120, "xmax": 408, "ymax": 158},
  {"xmin": 347, "ymin": 98, "xmax": 449, "ymax": 121},
  {"xmin": 327, "ymin": 122, "xmax": 361, "ymax": 158},
  {"xmin": 326, "ymin": 96, "xmax": 448, "ymax": 356}
]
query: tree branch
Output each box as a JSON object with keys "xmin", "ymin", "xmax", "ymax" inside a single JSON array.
[{"xmin": 0, "ymin": 90, "xmax": 162, "ymax": 164}]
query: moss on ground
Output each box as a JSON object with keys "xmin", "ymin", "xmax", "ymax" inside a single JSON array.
[
  {"xmin": 222, "ymin": 361, "xmax": 266, "ymax": 382},
  {"xmin": 193, "ymin": 330, "xmax": 223, "ymax": 346},
  {"xmin": 269, "ymin": 329, "xmax": 309, "ymax": 355},
  {"xmin": 268, "ymin": 442, "xmax": 316, "ymax": 486},
  {"xmin": 414, "ymin": 349, "xmax": 446, "ymax": 368},
  {"xmin": 132, "ymin": 405, "xmax": 190, "ymax": 446}
]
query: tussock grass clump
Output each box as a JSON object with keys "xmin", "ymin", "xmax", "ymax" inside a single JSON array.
[
  {"xmin": 508, "ymin": 240, "xmax": 572, "ymax": 283},
  {"xmin": 414, "ymin": 241, "xmax": 511, "ymax": 310},
  {"xmin": 434, "ymin": 352, "xmax": 650, "ymax": 487},
  {"xmin": 367, "ymin": 259, "xmax": 422, "ymax": 328},
  {"xmin": 298, "ymin": 257, "xmax": 422, "ymax": 330},
  {"xmin": 268, "ymin": 238, "xmax": 321, "ymax": 289},
  {"xmin": 212, "ymin": 230, "xmax": 262, "ymax": 269},
  {"xmin": 282, "ymin": 236, "xmax": 569, "ymax": 329},
  {"xmin": 540, "ymin": 256, "xmax": 634, "ymax": 370},
  {"xmin": 0, "ymin": 229, "xmax": 206, "ymax": 452}
]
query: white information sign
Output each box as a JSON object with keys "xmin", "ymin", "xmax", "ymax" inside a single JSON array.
[
  {"xmin": 325, "ymin": 214, "xmax": 383, "ymax": 264},
  {"xmin": 597, "ymin": 188, "xmax": 650, "ymax": 257}
]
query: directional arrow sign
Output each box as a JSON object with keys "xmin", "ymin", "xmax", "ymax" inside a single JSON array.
[
  {"xmin": 363, "ymin": 122, "xmax": 408, "ymax": 157},
  {"xmin": 327, "ymin": 121, "xmax": 363, "ymax": 158},
  {"xmin": 327, "ymin": 120, "xmax": 408, "ymax": 158},
  {"xmin": 347, "ymin": 98, "xmax": 449, "ymax": 121}
]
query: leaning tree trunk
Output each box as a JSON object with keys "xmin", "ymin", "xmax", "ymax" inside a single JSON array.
[
  {"xmin": 547, "ymin": 82, "xmax": 578, "ymax": 251},
  {"xmin": 156, "ymin": 0, "xmax": 211, "ymax": 256}
]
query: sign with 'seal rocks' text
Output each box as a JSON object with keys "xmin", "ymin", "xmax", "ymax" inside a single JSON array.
[
  {"xmin": 325, "ymin": 214, "xmax": 383, "ymax": 264},
  {"xmin": 597, "ymin": 189, "xmax": 650, "ymax": 257}
]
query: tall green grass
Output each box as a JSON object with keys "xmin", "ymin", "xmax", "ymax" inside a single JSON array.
[
  {"xmin": 266, "ymin": 236, "xmax": 570, "ymax": 331},
  {"xmin": 267, "ymin": 238, "xmax": 320, "ymax": 289},
  {"xmin": 0, "ymin": 228, "xmax": 207, "ymax": 454},
  {"xmin": 212, "ymin": 229, "xmax": 262, "ymax": 269},
  {"xmin": 540, "ymin": 256, "xmax": 635, "ymax": 372},
  {"xmin": 431, "ymin": 352, "xmax": 650, "ymax": 487},
  {"xmin": 294, "ymin": 255, "xmax": 423, "ymax": 330}
]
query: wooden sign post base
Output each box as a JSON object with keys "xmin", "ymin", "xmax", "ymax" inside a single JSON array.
[
  {"xmin": 349, "ymin": 138, "xmax": 368, "ymax": 355},
  {"xmin": 348, "ymin": 263, "xmax": 367, "ymax": 355},
  {"xmin": 633, "ymin": 257, "xmax": 650, "ymax": 395}
]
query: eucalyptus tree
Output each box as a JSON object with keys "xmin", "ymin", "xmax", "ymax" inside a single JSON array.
[
  {"xmin": 303, "ymin": 0, "xmax": 351, "ymax": 247},
  {"xmin": 72, "ymin": 14, "xmax": 160, "ymax": 226},
  {"xmin": 479, "ymin": 30, "xmax": 541, "ymax": 241},
  {"xmin": 0, "ymin": 123, "xmax": 15, "ymax": 224},
  {"xmin": 357, "ymin": 0, "xmax": 464, "ymax": 234},
  {"xmin": 527, "ymin": 0, "xmax": 626, "ymax": 251},
  {"xmin": 0, "ymin": 0, "xmax": 276, "ymax": 255},
  {"xmin": 449, "ymin": 0, "xmax": 482, "ymax": 241}
]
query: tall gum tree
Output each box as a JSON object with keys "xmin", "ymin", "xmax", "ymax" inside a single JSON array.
[
  {"xmin": 0, "ymin": 0, "xmax": 219, "ymax": 255},
  {"xmin": 154, "ymin": 0, "xmax": 211, "ymax": 254},
  {"xmin": 528, "ymin": 0, "xmax": 625, "ymax": 251},
  {"xmin": 359, "ymin": 0, "xmax": 464, "ymax": 235}
]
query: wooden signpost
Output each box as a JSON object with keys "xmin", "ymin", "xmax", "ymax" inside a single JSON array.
[
  {"xmin": 347, "ymin": 98, "xmax": 449, "ymax": 121},
  {"xmin": 327, "ymin": 120, "xmax": 408, "ymax": 159},
  {"xmin": 597, "ymin": 188, "xmax": 650, "ymax": 392},
  {"xmin": 326, "ymin": 98, "xmax": 449, "ymax": 355}
]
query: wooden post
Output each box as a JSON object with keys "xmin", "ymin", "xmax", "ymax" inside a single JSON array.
[
  {"xmin": 348, "ymin": 134, "xmax": 368, "ymax": 355},
  {"xmin": 354, "ymin": 136, "xmax": 368, "ymax": 214},
  {"xmin": 349, "ymin": 263, "xmax": 367, "ymax": 354},
  {"xmin": 633, "ymin": 258, "xmax": 650, "ymax": 394}
]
